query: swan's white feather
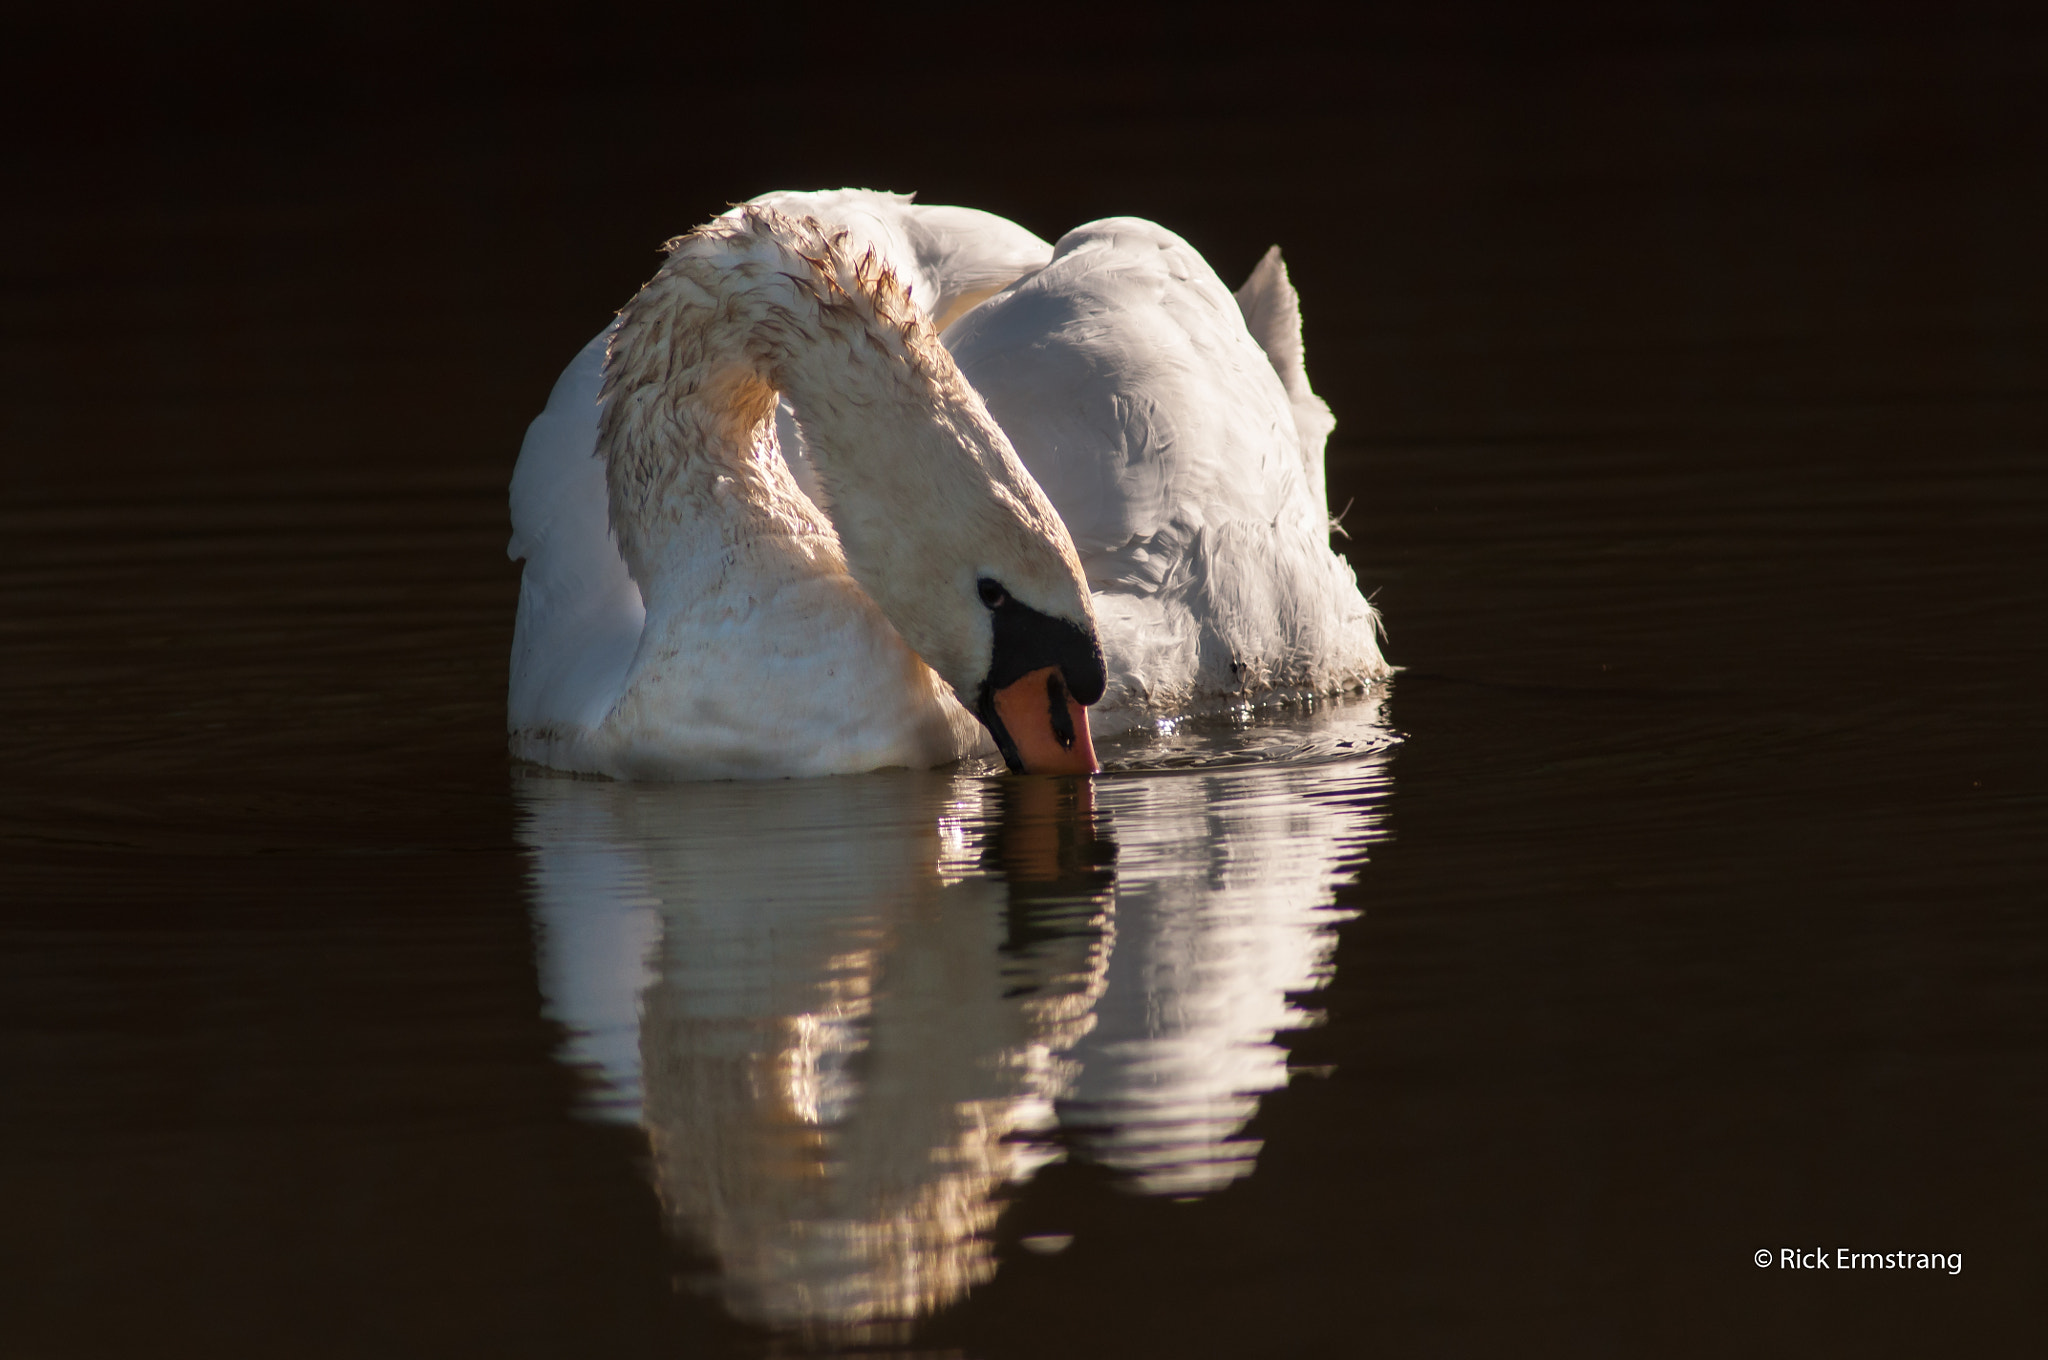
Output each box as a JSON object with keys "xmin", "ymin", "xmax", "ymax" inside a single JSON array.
[
  {"xmin": 507, "ymin": 192, "xmax": 1050, "ymax": 761},
  {"xmin": 1233, "ymin": 244, "xmax": 1337, "ymax": 512},
  {"xmin": 740, "ymin": 190, "xmax": 1054, "ymax": 511},
  {"xmin": 507, "ymin": 192, "xmax": 1386, "ymax": 778},
  {"xmin": 742, "ymin": 189, "xmax": 1054, "ymax": 328},
  {"xmin": 506, "ymin": 323, "xmax": 644, "ymax": 732},
  {"xmin": 943, "ymin": 218, "xmax": 1383, "ymax": 718}
]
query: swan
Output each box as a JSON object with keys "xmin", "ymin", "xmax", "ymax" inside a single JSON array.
[{"xmin": 508, "ymin": 190, "xmax": 1387, "ymax": 779}]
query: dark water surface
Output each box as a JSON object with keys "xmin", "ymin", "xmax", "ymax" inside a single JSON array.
[{"xmin": 4, "ymin": 6, "xmax": 2046, "ymax": 1355}]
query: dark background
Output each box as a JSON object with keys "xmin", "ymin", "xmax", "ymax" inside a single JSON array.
[{"xmin": 3, "ymin": 2, "xmax": 2044, "ymax": 1355}]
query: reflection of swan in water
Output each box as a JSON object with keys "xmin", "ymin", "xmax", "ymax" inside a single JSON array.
[
  {"xmin": 527, "ymin": 771, "xmax": 1111, "ymax": 1336},
  {"xmin": 1060, "ymin": 765, "xmax": 1376, "ymax": 1197},
  {"xmin": 518, "ymin": 699, "xmax": 1393, "ymax": 1334}
]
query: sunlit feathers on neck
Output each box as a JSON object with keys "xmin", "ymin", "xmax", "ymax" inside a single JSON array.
[{"xmin": 595, "ymin": 205, "xmax": 1095, "ymax": 705}]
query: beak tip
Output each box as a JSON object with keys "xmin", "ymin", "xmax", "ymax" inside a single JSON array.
[{"xmin": 990, "ymin": 667, "xmax": 1100, "ymax": 776}]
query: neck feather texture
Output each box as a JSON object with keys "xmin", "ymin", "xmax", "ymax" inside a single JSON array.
[{"xmin": 596, "ymin": 206, "xmax": 1089, "ymax": 695}]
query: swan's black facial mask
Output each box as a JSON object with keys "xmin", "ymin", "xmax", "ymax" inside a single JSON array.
[{"xmin": 972, "ymin": 576, "xmax": 1106, "ymax": 773}]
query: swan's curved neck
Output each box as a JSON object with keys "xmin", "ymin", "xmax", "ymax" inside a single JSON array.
[
  {"xmin": 597, "ymin": 207, "xmax": 1083, "ymax": 692},
  {"xmin": 601, "ymin": 209, "xmax": 992, "ymax": 577}
]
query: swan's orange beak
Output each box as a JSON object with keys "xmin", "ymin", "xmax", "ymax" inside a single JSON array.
[{"xmin": 991, "ymin": 665, "xmax": 1098, "ymax": 775}]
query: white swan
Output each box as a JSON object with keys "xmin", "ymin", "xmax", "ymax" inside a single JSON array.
[{"xmin": 508, "ymin": 190, "xmax": 1386, "ymax": 779}]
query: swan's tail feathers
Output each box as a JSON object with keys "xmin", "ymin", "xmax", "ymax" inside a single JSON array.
[
  {"xmin": 507, "ymin": 324, "xmax": 646, "ymax": 735},
  {"xmin": 1235, "ymin": 247, "xmax": 1337, "ymax": 507}
]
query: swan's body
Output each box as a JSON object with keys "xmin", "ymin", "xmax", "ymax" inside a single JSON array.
[{"xmin": 508, "ymin": 191, "xmax": 1385, "ymax": 779}]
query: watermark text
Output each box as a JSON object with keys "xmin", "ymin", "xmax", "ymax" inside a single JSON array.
[{"xmin": 1755, "ymin": 1247, "xmax": 1960, "ymax": 1274}]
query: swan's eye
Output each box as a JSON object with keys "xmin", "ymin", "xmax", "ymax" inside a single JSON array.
[{"xmin": 976, "ymin": 578, "xmax": 1007, "ymax": 609}]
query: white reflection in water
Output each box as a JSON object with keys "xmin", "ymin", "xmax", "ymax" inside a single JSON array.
[{"xmin": 517, "ymin": 694, "xmax": 1393, "ymax": 1336}]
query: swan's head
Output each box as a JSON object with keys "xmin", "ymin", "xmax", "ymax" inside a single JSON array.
[
  {"xmin": 816, "ymin": 407, "xmax": 1106, "ymax": 777},
  {"xmin": 604, "ymin": 205, "xmax": 1104, "ymax": 774},
  {"xmin": 690, "ymin": 207, "xmax": 1107, "ymax": 774}
]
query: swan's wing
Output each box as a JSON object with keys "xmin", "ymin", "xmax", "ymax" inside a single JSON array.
[
  {"xmin": 943, "ymin": 218, "xmax": 1385, "ymax": 706},
  {"xmin": 1234, "ymin": 246, "xmax": 1335, "ymax": 513},
  {"xmin": 941, "ymin": 217, "xmax": 1319, "ymax": 587},
  {"xmin": 895, "ymin": 203, "xmax": 1059, "ymax": 327},
  {"xmin": 506, "ymin": 322, "xmax": 646, "ymax": 732}
]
